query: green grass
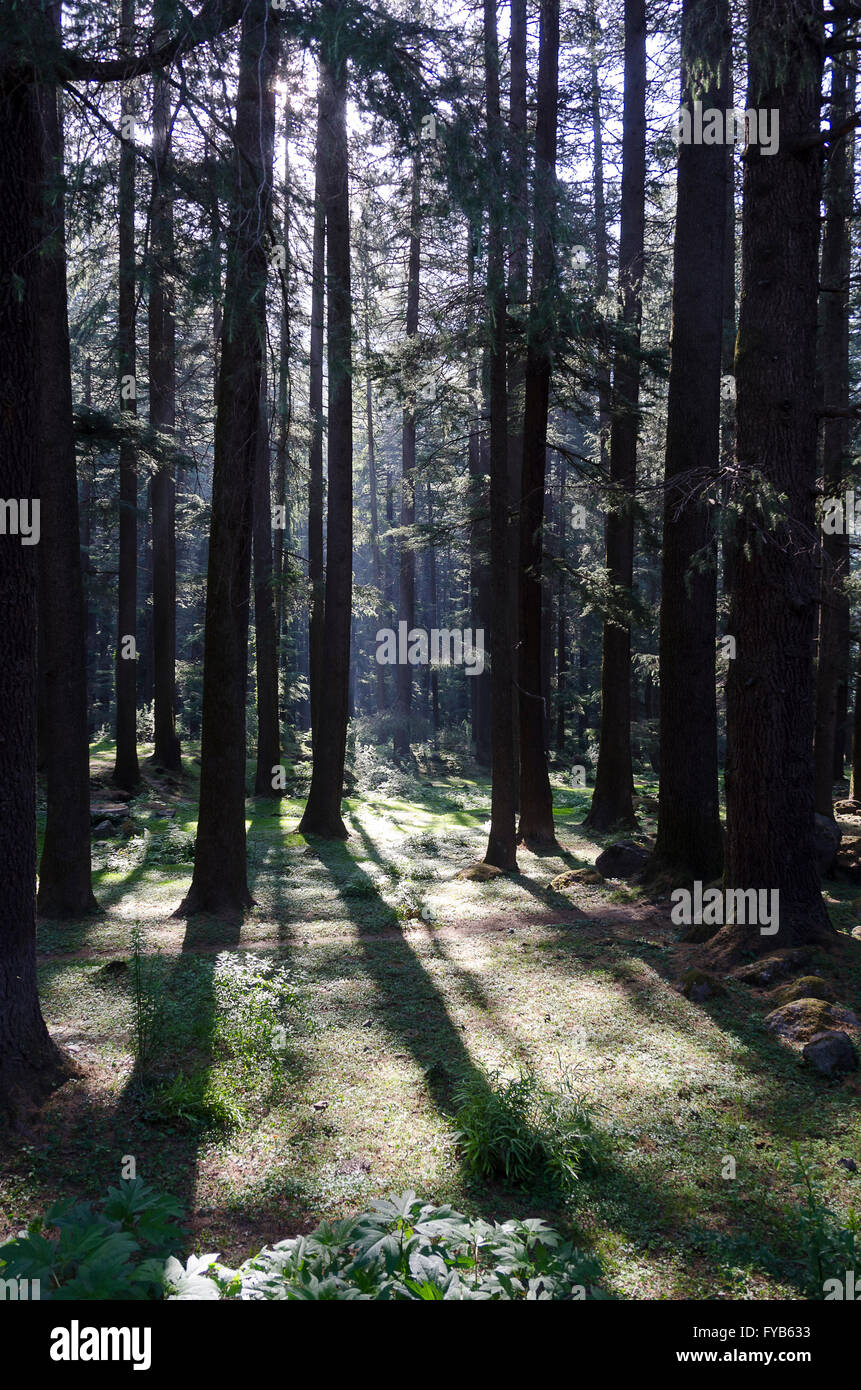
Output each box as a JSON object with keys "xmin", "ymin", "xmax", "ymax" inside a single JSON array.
[{"xmin": 11, "ymin": 737, "xmax": 861, "ymax": 1295}]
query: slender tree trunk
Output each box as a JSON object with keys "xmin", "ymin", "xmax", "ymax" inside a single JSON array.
[
  {"xmin": 647, "ymin": 0, "xmax": 728, "ymax": 883},
  {"xmin": 254, "ymin": 373, "xmax": 282, "ymax": 795},
  {"xmin": 178, "ymin": 0, "xmax": 279, "ymax": 913},
  {"xmin": 584, "ymin": 0, "xmax": 645, "ymax": 830},
  {"xmin": 0, "ymin": 56, "xmax": 67, "ymax": 1114},
  {"xmin": 360, "ymin": 224, "xmax": 385, "ymax": 713},
  {"xmin": 35, "ymin": 1, "xmax": 97, "ymax": 918},
  {"xmin": 393, "ymin": 155, "xmax": 421, "ymax": 763},
  {"xmin": 114, "ymin": 0, "xmax": 140, "ymax": 791},
  {"xmin": 149, "ymin": 32, "xmax": 182, "ymax": 773},
  {"xmin": 274, "ymin": 135, "xmax": 291, "ymax": 668},
  {"xmin": 814, "ymin": 52, "xmax": 854, "ymax": 817},
  {"xmin": 507, "ymin": 0, "xmax": 528, "ymax": 803},
  {"xmin": 307, "ymin": 77, "xmax": 326, "ymax": 750},
  {"xmin": 517, "ymin": 0, "xmax": 559, "ymax": 847},
  {"xmin": 556, "ymin": 456, "xmax": 567, "ymax": 751},
  {"xmin": 482, "ymin": 0, "xmax": 517, "ymax": 871},
  {"xmin": 710, "ymin": 0, "xmax": 833, "ymax": 956},
  {"xmin": 298, "ymin": 51, "xmax": 353, "ymax": 838},
  {"xmin": 468, "ymin": 235, "xmax": 491, "ymax": 767}
]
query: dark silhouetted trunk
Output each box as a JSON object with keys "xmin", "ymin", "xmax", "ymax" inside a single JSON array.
[
  {"xmin": 517, "ymin": 0, "xmax": 559, "ymax": 848},
  {"xmin": 393, "ymin": 155, "xmax": 420, "ymax": 763},
  {"xmin": 507, "ymin": 0, "xmax": 527, "ymax": 800},
  {"xmin": 711, "ymin": 0, "xmax": 832, "ymax": 955},
  {"xmin": 307, "ymin": 77, "xmax": 326, "ymax": 750},
  {"xmin": 178, "ymin": 0, "xmax": 279, "ymax": 913},
  {"xmin": 254, "ymin": 373, "xmax": 282, "ymax": 795},
  {"xmin": 647, "ymin": 0, "xmax": 728, "ymax": 883},
  {"xmin": 359, "ymin": 222, "xmax": 385, "ymax": 713},
  {"xmin": 482, "ymin": 0, "xmax": 517, "ymax": 870},
  {"xmin": 584, "ymin": 0, "xmax": 645, "ymax": 831},
  {"xmin": 148, "ymin": 36, "xmax": 182, "ymax": 773},
  {"xmin": 0, "ymin": 57, "xmax": 67, "ymax": 1114},
  {"xmin": 35, "ymin": 2, "xmax": 97, "ymax": 918},
  {"xmin": 814, "ymin": 52, "xmax": 854, "ymax": 816},
  {"xmin": 298, "ymin": 51, "xmax": 353, "ymax": 838},
  {"xmin": 113, "ymin": 0, "xmax": 140, "ymax": 791}
]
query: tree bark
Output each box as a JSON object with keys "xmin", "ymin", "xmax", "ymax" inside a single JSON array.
[
  {"xmin": 482, "ymin": 0, "xmax": 517, "ymax": 871},
  {"xmin": 254, "ymin": 371, "xmax": 282, "ymax": 795},
  {"xmin": 178, "ymin": 0, "xmax": 279, "ymax": 913},
  {"xmin": 35, "ymin": 0, "xmax": 97, "ymax": 918},
  {"xmin": 646, "ymin": 0, "xmax": 728, "ymax": 883},
  {"xmin": 393, "ymin": 155, "xmax": 421, "ymax": 763},
  {"xmin": 710, "ymin": 0, "xmax": 833, "ymax": 956},
  {"xmin": 517, "ymin": 0, "xmax": 559, "ymax": 848},
  {"xmin": 298, "ymin": 50, "xmax": 353, "ymax": 839},
  {"xmin": 113, "ymin": 0, "xmax": 140, "ymax": 791},
  {"xmin": 148, "ymin": 28, "xmax": 182, "ymax": 772},
  {"xmin": 813, "ymin": 51, "xmax": 854, "ymax": 816},
  {"xmin": 584, "ymin": 0, "xmax": 645, "ymax": 831},
  {"xmin": 0, "ymin": 56, "xmax": 67, "ymax": 1114},
  {"xmin": 307, "ymin": 76, "xmax": 326, "ymax": 751}
]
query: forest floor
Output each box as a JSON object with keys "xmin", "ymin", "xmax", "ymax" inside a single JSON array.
[{"xmin": 3, "ymin": 736, "xmax": 861, "ymax": 1299}]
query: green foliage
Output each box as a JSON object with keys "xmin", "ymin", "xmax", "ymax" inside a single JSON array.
[
  {"xmin": 145, "ymin": 1070, "xmax": 244, "ymax": 1131},
  {"xmin": 130, "ymin": 925, "xmax": 165, "ymax": 1073},
  {"xmin": 163, "ymin": 1191, "xmax": 608, "ymax": 1301},
  {"xmin": 453, "ymin": 1064, "xmax": 612, "ymax": 1194},
  {"xmin": 0, "ymin": 1179, "xmax": 183, "ymax": 1301},
  {"xmin": 792, "ymin": 1147, "xmax": 860, "ymax": 1296}
]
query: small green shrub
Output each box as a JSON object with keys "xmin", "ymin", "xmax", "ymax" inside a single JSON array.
[
  {"xmin": 453, "ymin": 1064, "xmax": 611, "ymax": 1194},
  {"xmin": 164, "ymin": 1190, "xmax": 609, "ymax": 1300},
  {"xmin": 0, "ymin": 1179, "xmax": 183, "ymax": 1301},
  {"xmin": 130, "ymin": 925, "xmax": 165, "ymax": 1072},
  {"xmin": 792, "ymin": 1147, "xmax": 860, "ymax": 1296},
  {"xmin": 144, "ymin": 1070, "xmax": 244, "ymax": 1131}
]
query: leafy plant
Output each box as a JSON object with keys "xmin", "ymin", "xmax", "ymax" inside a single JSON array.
[
  {"xmin": 130, "ymin": 925, "xmax": 165, "ymax": 1072},
  {"xmin": 0, "ymin": 1179, "xmax": 184, "ymax": 1301},
  {"xmin": 163, "ymin": 1191, "xmax": 609, "ymax": 1301},
  {"xmin": 453, "ymin": 1063, "xmax": 612, "ymax": 1194},
  {"xmin": 792, "ymin": 1146, "xmax": 860, "ymax": 1296},
  {"xmin": 144, "ymin": 1070, "xmax": 244, "ymax": 1131}
]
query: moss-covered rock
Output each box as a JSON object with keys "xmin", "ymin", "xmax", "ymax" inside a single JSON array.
[
  {"xmin": 764, "ymin": 998, "xmax": 859, "ymax": 1043},
  {"xmin": 678, "ymin": 969, "xmax": 725, "ymax": 1002},
  {"xmin": 770, "ymin": 975, "xmax": 834, "ymax": 1006},
  {"xmin": 549, "ymin": 867, "xmax": 604, "ymax": 891}
]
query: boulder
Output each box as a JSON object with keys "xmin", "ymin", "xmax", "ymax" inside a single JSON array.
[
  {"xmin": 678, "ymin": 969, "xmax": 725, "ymax": 1003},
  {"xmin": 764, "ymin": 997, "xmax": 859, "ymax": 1044},
  {"xmin": 733, "ymin": 949, "xmax": 812, "ymax": 989},
  {"xmin": 457, "ymin": 862, "xmax": 504, "ymax": 882},
  {"xmin": 92, "ymin": 819, "xmax": 116, "ymax": 839},
  {"xmin": 814, "ymin": 814, "xmax": 842, "ymax": 878},
  {"xmin": 770, "ymin": 975, "xmax": 834, "ymax": 1006},
  {"xmin": 549, "ymin": 867, "xmax": 604, "ymax": 891},
  {"xmin": 834, "ymin": 834, "xmax": 861, "ymax": 884},
  {"xmin": 595, "ymin": 840, "xmax": 649, "ymax": 880},
  {"xmin": 802, "ymin": 1030, "xmax": 858, "ymax": 1077}
]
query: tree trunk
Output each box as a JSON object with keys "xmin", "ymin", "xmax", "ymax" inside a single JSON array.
[
  {"xmin": 482, "ymin": 0, "xmax": 517, "ymax": 871},
  {"xmin": 35, "ymin": 1, "xmax": 97, "ymax": 918},
  {"xmin": 359, "ymin": 220, "xmax": 385, "ymax": 713},
  {"xmin": 507, "ymin": 0, "xmax": 528, "ymax": 804},
  {"xmin": 178, "ymin": 0, "xmax": 279, "ymax": 913},
  {"xmin": 148, "ymin": 35, "xmax": 182, "ymax": 773},
  {"xmin": 711, "ymin": 0, "xmax": 832, "ymax": 956},
  {"xmin": 517, "ymin": 0, "xmax": 559, "ymax": 848},
  {"xmin": 647, "ymin": 0, "xmax": 728, "ymax": 883},
  {"xmin": 254, "ymin": 372, "xmax": 282, "ymax": 795},
  {"xmin": 813, "ymin": 51, "xmax": 854, "ymax": 817},
  {"xmin": 468, "ymin": 235, "xmax": 492, "ymax": 767},
  {"xmin": 113, "ymin": 0, "xmax": 140, "ymax": 791},
  {"xmin": 584, "ymin": 0, "xmax": 645, "ymax": 831},
  {"xmin": 0, "ymin": 58, "xmax": 67, "ymax": 1115},
  {"xmin": 393, "ymin": 155, "xmax": 421, "ymax": 763},
  {"xmin": 307, "ymin": 76, "xmax": 326, "ymax": 751},
  {"xmin": 298, "ymin": 52, "xmax": 353, "ymax": 839}
]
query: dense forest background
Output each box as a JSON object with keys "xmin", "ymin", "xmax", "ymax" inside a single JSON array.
[{"xmin": 2, "ymin": 0, "xmax": 861, "ymax": 1307}]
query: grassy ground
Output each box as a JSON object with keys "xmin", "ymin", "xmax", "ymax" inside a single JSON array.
[{"xmin": 3, "ymin": 736, "xmax": 860, "ymax": 1299}]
